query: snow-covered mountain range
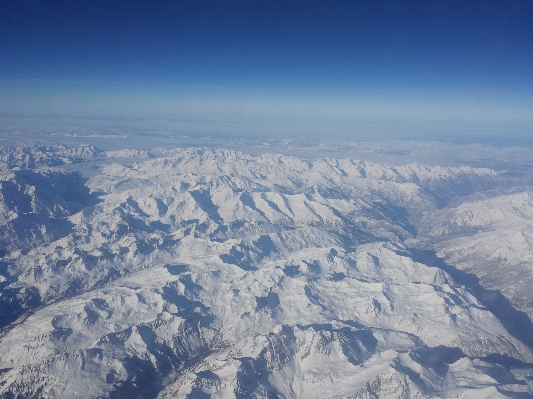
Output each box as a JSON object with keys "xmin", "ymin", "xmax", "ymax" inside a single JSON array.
[
  {"xmin": 411, "ymin": 191, "xmax": 533, "ymax": 322},
  {"xmin": 1, "ymin": 145, "xmax": 533, "ymax": 398}
]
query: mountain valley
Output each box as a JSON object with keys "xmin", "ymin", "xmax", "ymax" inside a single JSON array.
[{"xmin": 1, "ymin": 145, "xmax": 533, "ymax": 398}]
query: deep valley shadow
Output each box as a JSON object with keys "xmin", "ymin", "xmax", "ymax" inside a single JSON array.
[
  {"xmin": 0, "ymin": 170, "xmax": 102, "ymax": 331},
  {"xmin": 407, "ymin": 248, "xmax": 533, "ymax": 351}
]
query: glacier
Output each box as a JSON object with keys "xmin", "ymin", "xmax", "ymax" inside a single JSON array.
[{"xmin": 1, "ymin": 145, "xmax": 533, "ymax": 398}]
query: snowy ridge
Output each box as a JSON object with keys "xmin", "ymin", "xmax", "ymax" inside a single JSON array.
[
  {"xmin": 412, "ymin": 191, "xmax": 533, "ymax": 321},
  {"xmin": 0, "ymin": 168, "xmax": 98, "ymax": 256},
  {"xmin": 0, "ymin": 146, "xmax": 532, "ymax": 398},
  {"xmin": 0, "ymin": 145, "xmax": 102, "ymax": 169}
]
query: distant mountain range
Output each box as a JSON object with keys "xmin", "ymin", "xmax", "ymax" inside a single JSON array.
[{"xmin": 1, "ymin": 145, "xmax": 533, "ymax": 398}]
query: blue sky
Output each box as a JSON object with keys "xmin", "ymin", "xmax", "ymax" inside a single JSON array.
[{"xmin": 1, "ymin": 0, "xmax": 532, "ymax": 142}]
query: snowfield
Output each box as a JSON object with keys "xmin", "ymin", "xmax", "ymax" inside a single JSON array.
[{"xmin": 1, "ymin": 145, "xmax": 533, "ymax": 398}]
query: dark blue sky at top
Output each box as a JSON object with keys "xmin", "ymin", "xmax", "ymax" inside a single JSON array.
[
  {"xmin": 2, "ymin": 0, "xmax": 532, "ymax": 92},
  {"xmin": 1, "ymin": 0, "xmax": 532, "ymax": 145}
]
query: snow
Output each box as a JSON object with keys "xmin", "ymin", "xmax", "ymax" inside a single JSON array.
[
  {"xmin": 412, "ymin": 191, "xmax": 533, "ymax": 321},
  {"xmin": 0, "ymin": 145, "xmax": 532, "ymax": 398}
]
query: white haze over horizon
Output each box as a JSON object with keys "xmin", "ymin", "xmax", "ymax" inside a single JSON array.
[{"xmin": 1, "ymin": 79, "xmax": 533, "ymax": 147}]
